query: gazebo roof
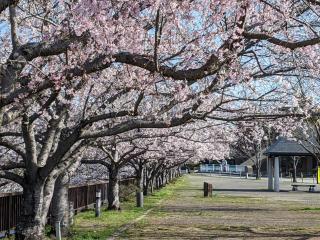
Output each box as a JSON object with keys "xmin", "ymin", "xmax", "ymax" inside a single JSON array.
[{"xmin": 264, "ymin": 137, "xmax": 318, "ymax": 157}]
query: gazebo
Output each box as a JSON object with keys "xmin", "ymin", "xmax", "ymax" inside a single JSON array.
[{"xmin": 264, "ymin": 137, "xmax": 318, "ymax": 192}]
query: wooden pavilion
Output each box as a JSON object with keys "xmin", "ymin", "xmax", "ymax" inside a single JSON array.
[{"xmin": 264, "ymin": 137, "xmax": 319, "ymax": 192}]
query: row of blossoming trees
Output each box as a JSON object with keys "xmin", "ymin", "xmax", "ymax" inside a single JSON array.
[{"xmin": 1, "ymin": 0, "xmax": 320, "ymax": 239}]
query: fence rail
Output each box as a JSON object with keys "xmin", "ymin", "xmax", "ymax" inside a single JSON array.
[
  {"xmin": 68, "ymin": 182, "xmax": 107, "ymax": 212},
  {"xmin": 0, "ymin": 178, "xmax": 135, "ymax": 235},
  {"xmin": 200, "ymin": 164, "xmax": 247, "ymax": 174}
]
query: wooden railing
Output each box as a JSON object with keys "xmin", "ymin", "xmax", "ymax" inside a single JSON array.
[
  {"xmin": 0, "ymin": 178, "xmax": 135, "ymax": 235},
  {"xmin": 0, "ymin": 192, "xmax": 22, "ymax": 233},
  {"xmin": 68, "ymin": 181, "xmax": 107, "ymax": 212}
]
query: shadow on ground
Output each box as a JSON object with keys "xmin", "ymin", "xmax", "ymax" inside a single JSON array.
[{"xmin": 213, "ymin": 188, "xmax": 290, "ymax": 193}]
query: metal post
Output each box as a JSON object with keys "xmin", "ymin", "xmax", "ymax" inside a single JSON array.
[
  {"xmin": 95, "ymin": 190, "xmax": 101, "ymax": 217},
  {"xmin": 69, "ymin": 201, "xmax": 74, "ymax": 226},
  {"xmin": 136, "ymin": 191, "xmax": 144, "ymax": 207},
  {"xmin": 313, "ymin": 174, "xmax": 315, "ymax": 183},
  {"xmin": 55, "ymin": 221, "xmax": 61, "ymax": 240},
  {"xmin": 274, "ymin": 157, "xmax": 280, "ymax": 192}
]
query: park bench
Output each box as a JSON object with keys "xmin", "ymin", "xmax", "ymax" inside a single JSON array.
[{"xmin": 291, "ymin": 183, "xmax": 316, "ymax": 192}]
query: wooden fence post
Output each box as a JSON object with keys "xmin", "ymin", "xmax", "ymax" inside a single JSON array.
[
  {"xmin": 208, "ymin": 183, "xmax": 213, "ymax": 197},
  {"xmin": 204, "ymin": 182, "xmax": 208, "ymax": 197},
  {"xmin": 75, "ymin": 188, "xmax": 78, "ymax": 215},
  {"xmin": 204, "ymin": 182, "xmax": 213, "ymax": 197},
  {"xmin": 8, "ymin": 195, "xmax": 12, "ymax": 236},
  {"xmin": 104, "ymin": 182, "xmax": 108, "ymax": 205},
  {"xmin": 85, "ymin": 185, "xmax": 89, "ymax": 210}
]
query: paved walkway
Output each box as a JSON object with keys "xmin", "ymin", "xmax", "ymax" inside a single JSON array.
[
  {"xmin": 117, "ymin": 174, "xmax": 320, "ymax": 239},
  {"xmin": 198, "ymin": 174, "xmax": 320, "ymax": 205}
]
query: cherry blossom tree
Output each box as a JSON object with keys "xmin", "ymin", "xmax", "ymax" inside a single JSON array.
[
  {"xmin": 1, "ymin": 1, "xmax": 320, "ymax": 239},
  {"xmin": 81, "ymin": 136, "xmax": 150, "ymax": 210},
  {"xmin": 233, "ymin": 121, "xmax": 272, "ymax": 179}
]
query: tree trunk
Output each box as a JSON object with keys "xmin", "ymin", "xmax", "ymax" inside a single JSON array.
[
  {"xmin": 136, "ymin": 166, "xmax": 144, "ymax": 207},
  {"xmin": 155, "ymin": 176, "xmax": 160, "ymax": 189},
  {"xmin": 50, "ymin": 174, "xmax": 70, "ymax": 237},
  {"xmin": 161, "ymin": 173, "xmax": 165, "ymax": 187},
  {"xmin": 159, "ymin": 175, "xmax": 162, "ymax": 187},
  {"xmin": 293, "ymin": 165, "xmax": 297, "ymax": 183},
  {"xmin": 150, "ymin": 178, "xmax": 154, "ymax": 194},
  {"xmin": 107, "ymin": 166, "xmax": 120, "ymax": 210},
  {"xmin": 143, "ymin": 178, "xmax": 149, "ymax": 196},
  {"xmin": 143, "ymin": 181, "xmax": 149, "ymax": 196},
  {"xmin": 164, "ymin": 172, "xmax": 168, "ymax": 185},
  {"xmin": 255, "ymin": 165, "xmax": 261, "ymax": 180},
  {"xmin": 16, "ymin": 178, "xmax": 55, "ymax": 240}
]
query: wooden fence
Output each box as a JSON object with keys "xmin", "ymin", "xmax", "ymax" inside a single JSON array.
[
  {"xmin": 0, "ymin": 178, "xmax": 135, "ymax": 235},
  {"xmin": 68, "ymin": 182, "xmax": 107, "ymax": 212},
  {"xmin": 0, "ymin": 192, "xmax": 23, "ymax": 234}
]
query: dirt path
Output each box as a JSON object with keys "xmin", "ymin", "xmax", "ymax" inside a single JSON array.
[{"xmin": 116, "ymin": 174, "xmax": 320, "ymax": 239}]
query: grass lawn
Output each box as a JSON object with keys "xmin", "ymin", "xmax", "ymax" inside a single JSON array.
[
  {"xmin": 120, "ymin": 174, "xmax": 320, "ymax": 240},
  {"xmin": 68, "ymin": 177, "xmax": 185, "ymax": 240}
]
